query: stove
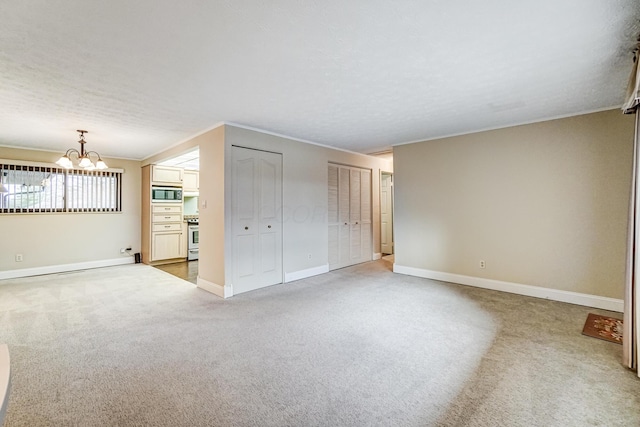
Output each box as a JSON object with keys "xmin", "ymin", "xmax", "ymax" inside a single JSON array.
[{"xmin": 186, "ymin": 218, "xmax": 199, "ymax": 261}]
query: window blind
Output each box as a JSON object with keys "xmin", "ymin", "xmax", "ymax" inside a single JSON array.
[{"xmin": 0, "ymin": 162, "xmax": 122, "ymax": 213}]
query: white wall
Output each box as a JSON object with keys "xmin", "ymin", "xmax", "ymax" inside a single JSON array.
[
  {"xmin": 222, "ymin": 125, "xmax": 391, "ymax": 286},
  {"xmin": 393, "ymin": 109, "xmax": 635, "ymax": 302},
  {"xmin": 0, "ymin": 146, "xmax": 141, "ymax": 277},
  {"xmin": 150, "ymin": 124, "xmax": 392, "ymax": 294}
]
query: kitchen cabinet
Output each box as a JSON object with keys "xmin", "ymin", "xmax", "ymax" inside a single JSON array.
[
  {"xmin": 152, "ymin": 231, "xmax": 183, "ymax": 261},
  {"xmin": 148, "ymin": 203, "xmax": 185, "ymax": 262},
  {"xmin": 183, "ymin": 170, "xmax": 199, "ymax": 193},
  {"xmin": 151, "ymin": 165, "xmax": 183, "ymax": 186},
  {"xmin": 141, "ymin": 164, "xmax": 187, "ymax": 265}
]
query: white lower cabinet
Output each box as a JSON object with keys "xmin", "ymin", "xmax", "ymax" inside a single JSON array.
[
  {"xmin": 152, "ymin": 231, "xmax": 183, "ymax": 261},
  {"xmin": 149, "ymin": 203, "xmax": 185, "ymax": 262}
]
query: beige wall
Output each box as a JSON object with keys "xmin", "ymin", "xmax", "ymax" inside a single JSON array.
[
  {"xmin": 197, "ymin": 127, "xmax": 226, "ymax": 287},
  {"xmin": 394, "ymin": 109, "xmax": 635, "ymax": 300},
  {"xmin": 0, "ymin": 146, "xmax": 141, "ymax": 272}
]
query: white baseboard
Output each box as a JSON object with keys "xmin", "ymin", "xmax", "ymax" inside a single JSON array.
[
  {"xmin": 197, "ymin": 276, "xmax": 233, "ymax": 298},
  {"xmin": 393, "ymin": 264, "xmax": 624, "ymax": 312},
  {"xmin": 0, "ymin": 257, "xmax": 135, "ymax": 281},
  {"xmin": 373, "ymin": 253, "xmax": 382, "ymax": 260},
  {"xmin": 285, "ymin": 264, "xmax": 329, "ymax": 283}
]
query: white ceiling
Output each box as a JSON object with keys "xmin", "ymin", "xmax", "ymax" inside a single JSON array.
[{"xmin": 0, "ymin": 1, "xmax": 638, "ymax": 160}]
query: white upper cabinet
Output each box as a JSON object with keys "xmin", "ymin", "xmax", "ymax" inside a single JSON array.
[
  {"xmin": 183, "ymin": 170, "xmax": 199, "ymax": 193},
  {"xmin": 151, "ymin": 165, "xmax": 183, "ymax": 186}
]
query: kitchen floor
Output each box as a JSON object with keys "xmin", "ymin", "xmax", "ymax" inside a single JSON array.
[{"xmin": 154, "ymin": 260, "xmax": 198, "ymax": 284}]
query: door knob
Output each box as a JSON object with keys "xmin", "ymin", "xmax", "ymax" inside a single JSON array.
[
  {"xmin": 344, "ymin": 222, "xmax": 348, "ymax": 225},
  {"xmin": 268, "ymin": 225, "xmax": 271, "ymax": 229},
  {"xmin": 244, "ymin": 226, "xmax": 249, "ymax": 230},
  {"xmin": 356, "ymin": 222, "xmax": 359, "ymax": 225}
]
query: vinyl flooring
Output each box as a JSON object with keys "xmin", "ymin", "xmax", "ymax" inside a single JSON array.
[{"xmin": 153, "ymin": 260, "xmax": 198, "ymax": 284}]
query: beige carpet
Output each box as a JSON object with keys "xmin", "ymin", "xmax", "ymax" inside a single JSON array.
[{"xmin": 0, "ymin": 260, "xmax": 638, "ymax": 426}]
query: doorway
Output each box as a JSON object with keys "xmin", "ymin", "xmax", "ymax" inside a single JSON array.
[{"xmin": 380, "ymin": 171, "xmax": 394, "ymax": 255}]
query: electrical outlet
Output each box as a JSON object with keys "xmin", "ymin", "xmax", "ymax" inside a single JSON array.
[
  {"xmin": 120, "ymin": 248, "xmax": 126, "ymax": 254},
  {"xmin": 308, "ymin": 253, "xmax": 312, "ymax": 260},
  {"xmin": 479, "ymin": 260, "xmax": 486, "ymax": 269},
  {"xmin": 15, "ymin": 253, "xmax": 23, "ymax": 262}
]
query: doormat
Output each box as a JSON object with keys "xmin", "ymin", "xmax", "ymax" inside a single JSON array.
[{"xmin": 581, "ymin": 313, "xmax": 623, "ymax": 344}]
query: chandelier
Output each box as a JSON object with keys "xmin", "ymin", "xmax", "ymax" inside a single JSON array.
[{"xmin": 56, "ymin": 130, "xmax": 108, "ymax": 170}]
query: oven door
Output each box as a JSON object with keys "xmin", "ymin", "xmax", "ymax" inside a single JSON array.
[
  {"xmin": 187, "ymin": 225, "xmax": 199, "ymax": 260},
  {"xmin": 188, "ymin": 226, "xmax": 199, "ymax": 248}
]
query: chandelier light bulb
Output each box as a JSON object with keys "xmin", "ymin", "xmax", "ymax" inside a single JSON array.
[
  {"xmin": 78, "ymin": 156, "xmax": 93, "ymax": 168},
  {"xmin": 56, "ymin": 155, "xmax": 73, "ymax": 169}
]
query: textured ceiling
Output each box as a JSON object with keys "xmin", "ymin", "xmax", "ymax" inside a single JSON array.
[{"xmin": 0, "ymin": 1, "xmax": 639, "ymax": 160}]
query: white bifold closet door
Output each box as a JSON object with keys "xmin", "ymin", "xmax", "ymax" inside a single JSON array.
[
  {"xmin": 328, "ymin": 164, "xmax": 372, "ymax": 270},
  {"xmin": 232, "ymin": 146, "xmax": 283, "ymax": 294}
]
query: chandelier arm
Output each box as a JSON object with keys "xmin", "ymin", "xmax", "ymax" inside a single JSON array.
[
  {"xmin": 65, "ymin": 148, "xmax": 81, "ymax": 158},
  {"xmin": 85, "ymin": 150, "xmax": 103, "ymax": 159}
]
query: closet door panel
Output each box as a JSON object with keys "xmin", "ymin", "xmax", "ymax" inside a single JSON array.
[
  {"xmin": 339, "ymin": 223, "xmax": 350, "ymax": 266},
  {"xmin": 328, "ymin": 165, "xmax": 339, "ymax": 224},
  {"xmin": 329, "ymin": 164, "xmax": 373, "ymax": 270},
  {"xmin": 261, "ymin": 232, "xmax": 277, "ymax": 273},
  {"xmin": 350, "ymin": 224, "xmax": 362, "ymax": 261},
  {"xmin": 233, "ymin": 146, "xmax": 282, "ymax": 294},
  {"xmin": 257, "ymin": 150, "xmax": 283, "ymax": 284},
  {"xmin": 328, "ymin": 224, "xmax": 339, "ymax": 267},
  {"xmin": 360, "ymin": 169, "xmax": 372, "ymax": 262},
  {"xmin": 350, "ymin": 169, "xmax": 361, "ymax": 224},
  {"xmin": 339, "ymin": 167, "xmax": 350, "ymax": 224}
]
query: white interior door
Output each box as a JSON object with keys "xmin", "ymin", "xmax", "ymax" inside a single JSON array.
[
  {"xmin": 381, "ymin": 172, "xmax": 393, "ymax": 255},
  {"xmin": 328, "ymin": 164, "xmax": 372, "ymax": 270},
  {"xmin": 361, "ymin": 169, "xmax": 372, "ymax": 259},
  {"xmin": 232, "ymin": 146, "xmax": 282, "ymax": 294},
  {"xmin": 328, "ymin": 165, "xmax": 340, "ymax": 267}
]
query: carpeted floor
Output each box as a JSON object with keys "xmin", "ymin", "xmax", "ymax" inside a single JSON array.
[{"xmin": 0, "ymin": 259, "xmax": 638, "ymax": 426}]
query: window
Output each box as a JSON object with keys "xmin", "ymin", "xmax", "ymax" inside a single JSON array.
[{"xmin": 0, "ymin": 160, "xmax": 122, "ymax": 213}]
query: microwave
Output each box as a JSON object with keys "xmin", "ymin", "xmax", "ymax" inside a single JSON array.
[{"xmin": 152, "ymin": 186, "xmax": 183, "ymax": 203}]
